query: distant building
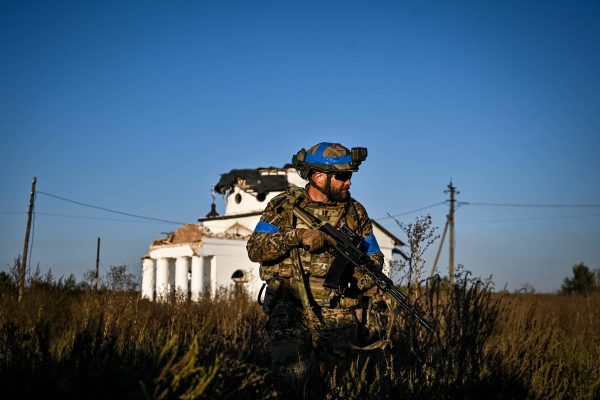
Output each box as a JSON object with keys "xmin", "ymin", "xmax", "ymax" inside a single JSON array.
[{"xmin": 141, "ymin": 166, "xmax": 403, "ymax": 301}]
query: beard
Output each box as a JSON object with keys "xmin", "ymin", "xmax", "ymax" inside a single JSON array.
[{"xmin": 328, "ymin": 186, "xmax": 350, "ymax": 202}]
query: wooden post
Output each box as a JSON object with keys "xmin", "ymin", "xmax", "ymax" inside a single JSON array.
[
  {"xmin": 19, "ymin": 177, "xmax": 37, "ymax": 303},
  {"xmin": 95, "ymin": 237, "xmax": 101, "ymax": 290},
  {"xmin": 430, "ymin": 217, "xmax": 449, "ymax": 278}
]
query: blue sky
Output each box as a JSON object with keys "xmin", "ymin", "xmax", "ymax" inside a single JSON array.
[{"xmin": 1, "ymin": 0, "xmax": 599, "ymax": 292}]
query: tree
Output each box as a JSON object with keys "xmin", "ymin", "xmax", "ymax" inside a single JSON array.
[
  {"xmin": 105, "ymin": 265, "xmax": 138, "ymax": 292},
  {"xmin": 561, "ymin": 263, "xmax": 598, "ymax": 294},
  {"xmin": 82, "ymin": 268, "xmax": 100, "ymax": 289}
]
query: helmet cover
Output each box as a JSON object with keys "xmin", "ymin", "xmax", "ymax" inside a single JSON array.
[{"xmin": 292, "ymin": 142, "xmax": 367, "ymax": 179}]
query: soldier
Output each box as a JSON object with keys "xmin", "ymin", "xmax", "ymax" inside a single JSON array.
[{"xmin": 246, "ymin": 142, "xmax": 386, "ymax": 393}]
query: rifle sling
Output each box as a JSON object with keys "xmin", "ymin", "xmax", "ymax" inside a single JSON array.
[{"xmin": 291, "ymin": 247, "xmax": 324, "ymax": 329}]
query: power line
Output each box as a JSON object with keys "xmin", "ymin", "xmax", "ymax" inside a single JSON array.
[
  {"xmin": 460, "ymin": 201, "xmax": 600, "ymax": 208},
  {"xmin": 374, "ymin": 201, "xmax": 447, "ymax": 221},
  {"xmin": 28, "ymin": 191, "xmax": 600, "ymax": 226},
  {"xmin": 37, "ymin": 190, "xmax": 187, "ymax": 225},
  {"xmin": 1, "ymin": 211, "xmax": 159, "ymax": 224},
  {"xmin": 367, "ymin": 198, "xmax": 600, "ymax": 222},
  {"xmin": 458, "ymin": 213, "xmax": 600, "ymax": 224},
  {"xmin": 32, "ymin": 212, "xmax": 171, "ymax": 224}
]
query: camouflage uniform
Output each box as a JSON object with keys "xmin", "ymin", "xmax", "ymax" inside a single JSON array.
[{"xmin": 247, "ymin": 185, "xmax": 384, "ymax": 387}]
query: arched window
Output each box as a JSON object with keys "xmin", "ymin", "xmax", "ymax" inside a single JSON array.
[{"xmin": 231, "ymin": 269, "xmax": 249, "ymax": 284}]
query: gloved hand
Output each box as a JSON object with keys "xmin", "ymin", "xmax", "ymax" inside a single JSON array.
[{"xmin": 296, "ymin": 228, "xmax": 335, "ymax": 252}]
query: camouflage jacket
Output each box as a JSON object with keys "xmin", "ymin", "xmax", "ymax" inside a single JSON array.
[{"xmin": 247, "ymin": 186, "xmax": 384, "ymax": 305}]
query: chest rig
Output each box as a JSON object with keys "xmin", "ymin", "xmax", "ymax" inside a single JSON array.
[{"xmin": 271, "ymin": 187, "xmax": 363, "ymax": 304}]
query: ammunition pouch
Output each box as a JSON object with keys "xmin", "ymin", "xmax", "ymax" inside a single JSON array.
[{"xmin": 259, "ymin": 263, "xmax": 293, "ymax": 281}]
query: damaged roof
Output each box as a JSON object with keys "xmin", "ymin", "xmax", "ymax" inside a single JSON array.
[{"xmin": 214, "ymin": 167, "xmax": 291, "ymax": 195}]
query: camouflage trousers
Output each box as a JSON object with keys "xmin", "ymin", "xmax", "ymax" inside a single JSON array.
[{"xmin": 267, "ymin": 298, "xmax": 360, "ymax": 392}]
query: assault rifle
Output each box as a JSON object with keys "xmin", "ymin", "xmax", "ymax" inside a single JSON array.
[{"xmin": 292, "ymin": 206, "xmax": 435, "ymax": 333}]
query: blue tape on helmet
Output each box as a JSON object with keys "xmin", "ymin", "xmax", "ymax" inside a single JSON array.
[
  {"xmin": 254, "ymin": 221, "xmax": 280, "ymax": 234},
  {"xmin": 361, "ymin": 234, "xmax": 381, "ymax": 255},
  {"xmin": 304, "ymin": 142, "xmax": 353, "ymax": 165}
]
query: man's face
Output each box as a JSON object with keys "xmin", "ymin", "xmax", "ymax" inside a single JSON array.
[{"xmin": 314, "ymin": 171, "xmax": 352, "ymax": 202}]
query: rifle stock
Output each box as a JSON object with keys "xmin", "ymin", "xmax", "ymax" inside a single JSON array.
[{"xmin": 292, "ymin": 206, "xmax": 434, "ymax": 333}]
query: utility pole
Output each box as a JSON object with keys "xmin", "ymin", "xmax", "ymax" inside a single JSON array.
[
  {"xmin": 19, "ymin": 177, "xmax": 37, "ymax": 303},
  {"xmin": 95, "ymin": 237, "xmax": 101, "ymax": 290},
  {"xmin": 446, "ymin": 181, "xmax": 458, "ymax": 285}
]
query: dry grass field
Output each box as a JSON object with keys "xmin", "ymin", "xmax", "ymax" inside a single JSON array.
[{"xmin": 0, "ymin": 271, "xmax": 598, "ymax": 399}]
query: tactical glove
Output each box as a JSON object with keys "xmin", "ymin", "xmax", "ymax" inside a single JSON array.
[{"xmin": 296, "ymin": 228, "xmax": 335, "ymax": 252}]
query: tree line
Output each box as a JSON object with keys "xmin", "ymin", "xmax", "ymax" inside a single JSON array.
[{"xmin": 561, "ymin": 262, "xmax": 600, "ymax": 294}]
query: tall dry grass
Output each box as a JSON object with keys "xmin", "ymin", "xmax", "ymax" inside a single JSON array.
[
  {"xmin": 0, "ymin": 272, "xmax": 598, "ymax": 399},
  {"xmin": 0, "ymin": 282, "xmax": 273, "ymax": 399},
  {"xmin": 488, "ymin": 292, "xmax": 600, "ymax": 399}
]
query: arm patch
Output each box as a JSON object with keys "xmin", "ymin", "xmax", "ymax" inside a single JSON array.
[
  {"xmin": 254, "ymin": 221, "xmax": 280, "ymax": 234},
  {"xmin": 361, "ymin": 234, "xmax": 381, "ymax": 255}
]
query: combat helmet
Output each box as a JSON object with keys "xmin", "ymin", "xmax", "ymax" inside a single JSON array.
[{"xmin": 292, "ymin": 142, "xmax": 368, "ymax": 180}]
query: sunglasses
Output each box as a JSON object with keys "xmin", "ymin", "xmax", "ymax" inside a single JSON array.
[{"xmin": 331, "ymin": 171, "xmax": 353, "ymax": 181}]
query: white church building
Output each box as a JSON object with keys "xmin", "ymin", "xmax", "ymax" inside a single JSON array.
[{"xmin": 141, "ymin": 166, "xmax": 404, "ymax": 301}]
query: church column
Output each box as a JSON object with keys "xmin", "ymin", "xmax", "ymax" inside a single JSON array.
[
  {"xmin": 175, "ymin": 256, "xmax": 190, "ymax": 300},
  {"xmin": 190, "ymin": 256, "xmax": 202, "ymax": 301},
  {"xmin": 156, "ymin": 258, "xmax": 170, "ymax": 302},
  {"xmin": 141, "ymin": 257, "xmax": 155, "ymax": 300},
  {"xmin": 209, "ymin": 256, "xmax": 218, "ymax": 297},
  {"xmin": 201, "ymin": 256, "xmax": 216, "ymax": 297}
]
